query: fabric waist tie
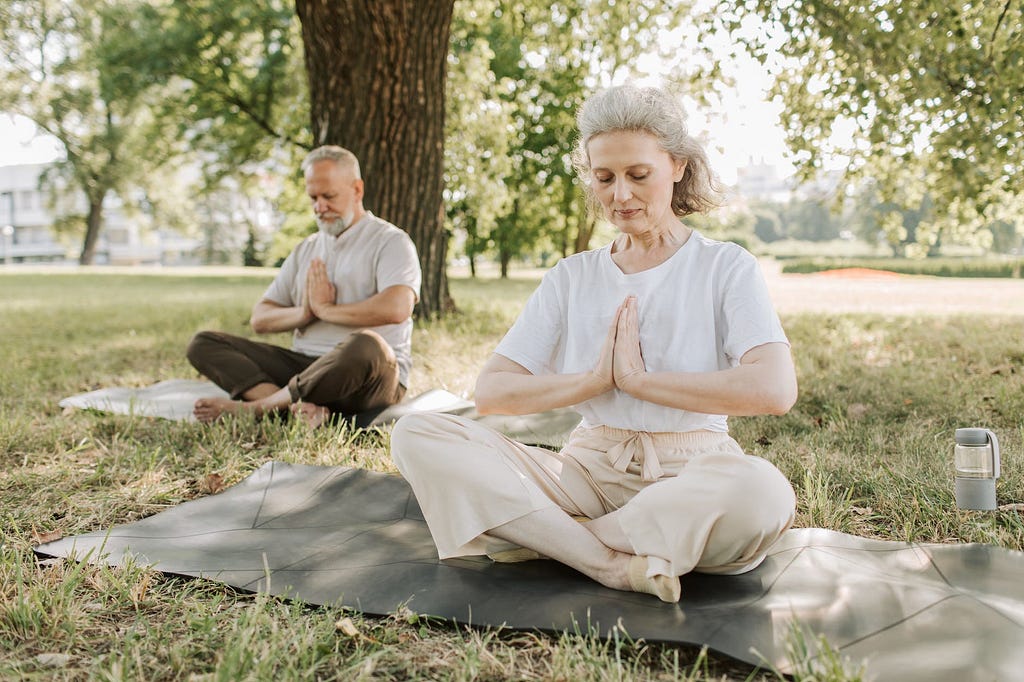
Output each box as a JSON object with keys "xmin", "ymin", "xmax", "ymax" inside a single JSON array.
[
  {"xmin": 607, "ymin": 431, "xmax": 663, "ymax": 482},
  {"xmin": 571, "ymin": 425, "xmax": 732, "ymax": 484}
]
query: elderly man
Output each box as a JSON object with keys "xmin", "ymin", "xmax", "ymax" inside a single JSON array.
[{"xmin": 186, "ymin": 145, "xmax": 421, "ymax": 427}]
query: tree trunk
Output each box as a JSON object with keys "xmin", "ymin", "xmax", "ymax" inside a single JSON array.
[
  {"xmin": 574, "ymin": 215, "xmax": 596, "ymax": 253},
  {"xmin": 559, "ymin": 180, "xmax": 573, "ymax": 258},
  {"xmin": 499, "ymin": 250, "xmax": 510, "ymax": 279},
  {"xmin": 79, "ymin": 193, "xmax": 106, "ymax": 265},
  {"xmin": 295, "ymin": 0, "xmax": 456, "ymax": 318}
]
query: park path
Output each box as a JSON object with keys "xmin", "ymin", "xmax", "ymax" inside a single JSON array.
[{"xmin": 760, "ymin": 260, "xmax": 1024, "ymax": 316}]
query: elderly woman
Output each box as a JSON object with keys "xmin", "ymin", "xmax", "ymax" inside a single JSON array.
[{"xmin": 391, "ymin": 84, "xmax": 797, "ymax": 602}]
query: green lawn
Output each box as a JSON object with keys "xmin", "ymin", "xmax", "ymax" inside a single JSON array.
[{"xmin": 2, "ymin": 270, "xmax": 1022, "ymax": 680}]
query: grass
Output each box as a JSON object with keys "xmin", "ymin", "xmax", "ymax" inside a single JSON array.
[{"xmin": 2, "ymin": 268, "xmax": 1023, "ymax": 680}]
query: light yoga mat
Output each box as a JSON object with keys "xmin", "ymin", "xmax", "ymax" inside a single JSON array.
[
  {"xmin": 59, "ymin": 381, "xmax": 582, "ymax": 447},
  {"xmin": 35, "ymin": 462, "xmax": 1024, "ymax": 681},
  {"xmin": 59, "ymin": 379, "xmax": 229, "ymax": 421}
]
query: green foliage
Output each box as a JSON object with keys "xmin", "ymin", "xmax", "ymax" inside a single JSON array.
[
  {"xmin": 725, "ymin": 1, "xmax": 1024, "ymax": 253},
  {"xmin": 753, "ymin": 209, "xmax": 784, "ymax": 243},
  {"xmin": 779, "ymin": 198, "xmax": 841, "ymax": 242},
  {"xmin": 113, "ymin": 0, "xmax": 311, "ymax": 266},
  {"xmin": 685, "ymin": 209, "xmax": 759, "ymax": 253},
  {"xmin": 781, "ymin": 257, "xmax": 1024, "ymax": 278},
  {"xmin": 445, "ymin": 0, "xmax": 710, "ymax": 276},
  {"xmin": 0, "ymin": 0, "xmax": 187, "ymax": 263},
  {"xmin": 0, "ymin": 0, "xmax": 309, "ymax": 266},
  {"xmin": 444, "ymin": 0, "xmax": 516, "ymax": 276},
  {"xmin": 120, "ymin": 0, "xmax": 310, "ymax": 178}
]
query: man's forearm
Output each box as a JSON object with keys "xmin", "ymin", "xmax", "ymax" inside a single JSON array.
[
  {"xmin": 250, "ymin": 301, "xmax": 313, "ymax": 334},
  {"xmin": 310, "ymin": 286, "xmax": 415, "ymax": 328}
]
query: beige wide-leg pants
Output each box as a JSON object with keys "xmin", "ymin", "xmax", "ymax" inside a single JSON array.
[{"xmin": 391, "ymin": 412, "xmax": 796, "ymax": 578}]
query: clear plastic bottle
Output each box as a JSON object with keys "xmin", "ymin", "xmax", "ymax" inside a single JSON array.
[{"xmin": 953, "ymin": 428, "xmax": 1000, "ymax": 510}]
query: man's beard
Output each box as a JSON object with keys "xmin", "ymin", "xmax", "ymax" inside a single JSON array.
[{"xmin": 316, "ymin": 213, "xmax": 354, "ymax": 237}]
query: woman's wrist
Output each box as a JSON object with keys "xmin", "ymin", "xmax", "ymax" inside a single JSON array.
[
  {"xmin": 615, "ymin": 369, "xmax": 647, "ymax": 398},
  {"xmin": 583, "ymin": 370, "xmax": 615, "ymax": 399}
]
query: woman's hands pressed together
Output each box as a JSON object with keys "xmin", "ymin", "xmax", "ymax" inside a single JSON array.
[
  {"xmin": 591, "ymin": 295, "xmax": 648, "ymax": 397},
  {"xmin": 612, "ymin": 296, "xmax": 647, "ymax": 393}
]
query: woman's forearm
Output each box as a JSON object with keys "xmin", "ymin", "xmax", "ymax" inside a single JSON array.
[
  {"xmin": 618, "ymin": 354, "xmax": 797, "ymax": 417},
  {"xmin": 475, "ymin": 369, "xmax": 609, "ymax": 415}
]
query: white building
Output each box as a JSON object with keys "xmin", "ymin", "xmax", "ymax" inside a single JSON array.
[
  {"xmin": 0, "ymin": 163, "xmax": 66, "ymax": 261},
  {"xmin": 0, "ymin": 162, "xmax": 202, "ymax": 265},
  {"xmin": 735, "ymin": 160, "xmax": 793, "ymax": 204}
]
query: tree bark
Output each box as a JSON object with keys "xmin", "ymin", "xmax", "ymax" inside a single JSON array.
[
  {"xmin": 574, "ymin": 215, "xmax": 596, "ymax": 254},
  {"xmin": 79, "ymin": 193, "xmax": 106, "ymax": 265},
  {"xmin": 295, "ymin": 0, "xmax": 456, "ymax": 318}
]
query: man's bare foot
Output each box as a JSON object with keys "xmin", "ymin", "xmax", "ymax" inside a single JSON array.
[
  {"xmin": 290, "ymin": 402, "xmax": 332, "ymax": 428},
  {"xmin": 193, "ymin": 397, "xmax": 245, "ymax": 423}
]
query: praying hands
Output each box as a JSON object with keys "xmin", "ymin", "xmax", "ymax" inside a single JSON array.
[
  {"xmin": 594, "ymin": 295, "xmax": 647, "ymax": 396},
  {"xmin": 306, "ymin": 258, "xmax": 337, "ymax": 319}
]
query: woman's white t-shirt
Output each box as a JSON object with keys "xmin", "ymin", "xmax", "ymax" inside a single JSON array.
[{"xmin": 494, "ymin": 231, "xmax": 788, "ymax": 433}]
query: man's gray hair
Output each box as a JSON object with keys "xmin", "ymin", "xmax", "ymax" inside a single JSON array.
[
  {"xmin": 572, "ymin": 85, "xmax": 720, "ymax": 217},
  {"xmin": 301, "ymin": 145, "xmax": 362, "ymax": 179}
]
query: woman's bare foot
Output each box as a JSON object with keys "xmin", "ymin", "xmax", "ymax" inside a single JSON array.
[
  {"xmin": 193, "ymin": 397, "xmax": 245, "ymax": 423},
  {"xmin": 289, "ymin": 402, "xmax": 332, "ymax": 428}
]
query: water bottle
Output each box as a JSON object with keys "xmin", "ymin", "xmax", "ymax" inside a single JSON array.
[{"xmin": 954, "ymin": 428, "xmax": 1000, "ymax": 510}]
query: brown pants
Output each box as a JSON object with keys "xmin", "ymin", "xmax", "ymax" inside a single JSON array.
[{"xmin": 186, "ymin": 330, "xmax": 405, "ymax": 415}]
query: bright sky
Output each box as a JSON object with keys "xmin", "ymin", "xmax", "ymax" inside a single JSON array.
[{"xmin": 0, "ymin": 114, "xmax": 65, "ymax": 167}]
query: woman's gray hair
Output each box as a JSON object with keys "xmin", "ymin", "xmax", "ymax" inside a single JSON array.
[
  {"xmin": 572, "ymin": 85, "xmax": 720, "ymax": 216},
  {"xmin": 301, "ymin": 145, "xmax": 362, "ymax": 179}
]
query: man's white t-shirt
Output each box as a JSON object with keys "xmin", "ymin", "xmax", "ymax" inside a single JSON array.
[
  {"xmin": 494, "ymin": 231, "xmax": 787, "ymax": 433},
  {"xmin": 262, "ymin": 212, "xmax": 421, "ymax": 385}
]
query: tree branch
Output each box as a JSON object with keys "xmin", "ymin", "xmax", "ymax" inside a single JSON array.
[
  {"xmin": 219, "ymin": 90, "xmax": 308, "ymax": 150},
  {"xmin": 989, "ymin": 0, "xmax": 1012, "ymax": 60}
]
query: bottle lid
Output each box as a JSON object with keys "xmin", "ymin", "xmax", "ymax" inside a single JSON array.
[{"xmin": 955, "ymin": 428, "xmax": 991, "ymax": 446}]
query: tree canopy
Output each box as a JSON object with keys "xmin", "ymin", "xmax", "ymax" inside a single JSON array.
[
  {"xmin": 726, "ymin": 0, "xmax": 1023, "ymax": 254},
  {"xmin": 444, "ymin": 0, "xmax": 707, "ymax": 276},
  {"xmin": 0, "ymin": 0, "xmax": 186, "ymax": 263},
  {"xmin": 6, "ymin": 0, "xmax": 1021, "ymax": 276}
]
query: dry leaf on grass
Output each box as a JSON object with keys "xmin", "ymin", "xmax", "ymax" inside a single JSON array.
[
  {"xmin": 336, "ymin": 616, "xmax": 360, "ymax": 637},
  {"xmin": 32, "ymin": 526, "xmax": 63, "ymax": 545},
  {"xmin": 200, "ymin": 473, "xmax": 225, "ymax": 495},
  {"xmin": 335, "ymin": 616, "xmax": 379, "ymax": 643},
  {"xmin": 131, "ymin": 571, "xmax": 153, "ymax": 608}
]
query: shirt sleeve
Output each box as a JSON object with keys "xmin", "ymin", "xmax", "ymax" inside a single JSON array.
[
  {"xmin": 494, "ymin": 266, "xmax": 565, "ymax": 375},
  {"xmin": 719, "ymin": 247, "xmax": 788, "ymax": 363},
  {"xmin": 262, "ymin": 245, "xmax": 302, "ymax": 306},
  {"xmin": 376, "ymin": 230, "xmax": 422, "ymax": 302}
]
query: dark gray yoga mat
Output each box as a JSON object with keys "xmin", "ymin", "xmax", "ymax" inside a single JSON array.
[{"xmin": 35, "ymin": 462, "xmax": 1024, "ymax": 680}]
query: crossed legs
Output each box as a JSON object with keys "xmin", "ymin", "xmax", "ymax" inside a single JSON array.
[
  {"xmin": 390, "ymin": 413, "xmax": 692, "ymax": 602},
  {"xmin": 186, "ymin": 330, "xmax": 402, "ymax": 426},
  {"xmin": 488, "ymin": 507, "xmax": 681, "ymax": 602}
]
